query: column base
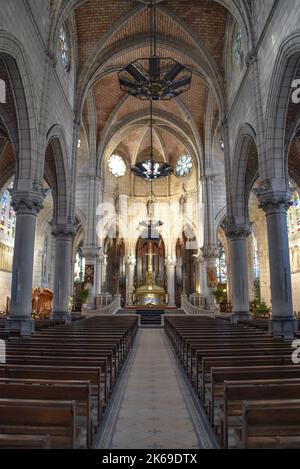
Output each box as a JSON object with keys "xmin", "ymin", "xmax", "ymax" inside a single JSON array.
[
  {"xmin": 5, "ymin": 317, "xmax": 34, "ymax": 336},
  {"xmin": 231, "ymin": 312, "xmax": 252, "ymax": 324},
  {"xmin": 52, "ymin": 312, "xmax": 72, "ymax": 325},
  {"xmin": 269, "ymin": 317, "xmax": 298, "ymax": 340}
]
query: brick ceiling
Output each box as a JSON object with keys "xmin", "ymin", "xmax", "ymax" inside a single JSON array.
[{"xmin": 76, "ymin": 0, "xmax": 229, "ymax": 163}]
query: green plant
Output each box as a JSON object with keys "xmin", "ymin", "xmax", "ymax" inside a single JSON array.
[
  {"xmin": 256, "ymin": 301, "xmax": 271, "ymax": 313},
  {"xmin": 253, "ymin": 279, "xmax": 261, "ymax": 303},
  {"xmin": 80, "ymin": 288, "xmax": 89, "ymax": 304},
  {"xmin": 211, "ymin": 288, "xmax": 226, "ymax": 304}
]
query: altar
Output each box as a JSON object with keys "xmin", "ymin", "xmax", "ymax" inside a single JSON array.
[{"xmin": 134, "ymin": 239, "xmax": 166, "ymax": 306}]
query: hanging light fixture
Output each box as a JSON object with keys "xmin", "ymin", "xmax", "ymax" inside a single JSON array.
[
  {"xmin": 118, "ymin": 0, "xmax": 192, "ymax": 101},
  {"xmin": 131, "ymin": 99, "xmax": 173, "ymax": 180}
]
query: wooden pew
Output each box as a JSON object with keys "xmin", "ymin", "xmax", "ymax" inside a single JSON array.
[
  {"xmin": 210, "ymin": 366, "xmax": 300, "ymax": 428},
  {"xmin": 0, "ymin": 364, "xmax": 103, "ymax": 424},
  {"xmin": 242, "ymin": 399, "xmax": 300, "ymax": 449},
  {"xmin": 222, "ymin": 379, "xmax": 300, "ymax": 448},
  {"xmin": 0, "ymin": 399, "xmax": 80, "ymax": 449},
  {"xmin": 0, "ymin": 434, "xmax": 51, "ymax": 449},
  {"xmin": 0, "ymin": 379, "xmax": 92, "ymax": 448}
]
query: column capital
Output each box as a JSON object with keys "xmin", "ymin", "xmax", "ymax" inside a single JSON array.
[
  {"xmin": 11, "ymin": 190, "xmax": 45, "ymax": 216},
  {"xmin": 127, "ymin": 255, "xmax": 136, "ymax": 267},
  {"xmin": 51, "ymin": 222, "xmax": 76, "ymax": 240},
  {"xmin": 165, "ymin": 256, "xmax": 177, "ymax": 268},
  {"xmin": 201, "ymin": 245, "xmax": 219, "ymax": 260},
  {"xmin": 224, "ymin": 219, "xmax": 252, "ymax": 241},
  {"xmin": 82, "ymin": 245, "xmax": 101, "ymax": 259},
  {"xmin": 253, "ymin": 185, "xmax": 293, "ymax": 214}
]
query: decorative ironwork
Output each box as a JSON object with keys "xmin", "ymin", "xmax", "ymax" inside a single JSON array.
[{"xmin": 118, "ymin": 1, "xmax": 192, "ymax": 101}]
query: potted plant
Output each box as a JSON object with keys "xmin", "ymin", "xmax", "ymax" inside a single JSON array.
[
  {"xmin": 80, "ymin": 288, "xmax": 89, "ymax": 313},
  {"xmin": 255, "ymin": 301, "xmax": 271, "ymax": 319},
  {"xmin": 211, "ymin": 288, "xmax": 227, "ymax": 312}
]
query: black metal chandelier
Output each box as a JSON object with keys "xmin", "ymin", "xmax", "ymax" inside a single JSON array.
[
  {"xmin": 130, "ymin": 100, "xmax": 173, "ymax": 180},
  {"xmin": 118, "ymin": 1, "xmax": 192, "ymax": 101}
]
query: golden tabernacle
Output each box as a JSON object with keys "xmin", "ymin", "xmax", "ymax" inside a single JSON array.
[{"xmin": 134, "ymin": 240, "xmax": 166, "ymax": 306}]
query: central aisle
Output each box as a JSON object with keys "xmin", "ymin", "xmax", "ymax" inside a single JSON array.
[{"xmin": 97, "ymin": 328, "xmax": 218, "ymax": 449}]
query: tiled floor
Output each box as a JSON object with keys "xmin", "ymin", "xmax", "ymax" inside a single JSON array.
[{"xmin": 97, "ymin": 329, "xmax": 218, "ymax": 449}]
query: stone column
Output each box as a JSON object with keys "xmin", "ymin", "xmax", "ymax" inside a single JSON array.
[
  {"xmin": 126, "ymin": 255, "xmax": 136, "ymax": 306},
  {"xmin": 82, "ymin": 246, "xmax": 100, "ymax": 309},
  {"xmin": 255, "ymin": 188, "xmax": 297, "ymax": 338},
  {"xmin": 6, "ymin": 190, "xmax": 44, "ymax": 336},
  {"xmin": 52, "ymin": 223, "xmax": 75, "ymax": 324},
  {"xmin": 165, "ymin": 257, "xmax": 176, "ymax": 306},
  {"xmin": 225, "ymin": 222, "xmax": 252, "ymax": 323},
  {"xmin": 96, "ymin": 252, "xmax": 106, "ymax": 296},
  {"xmin": 201, "ymin": 246, "xmax": 219, "ymax": 310}
]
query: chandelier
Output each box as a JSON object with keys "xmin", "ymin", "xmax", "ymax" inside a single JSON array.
[
  {"xmin": 118, "ymin": 1, "xmax": 192, "ymax": 101},
  {"xmin": 130, "ymin": 100, "xmax": 173, "ymax": 180}
]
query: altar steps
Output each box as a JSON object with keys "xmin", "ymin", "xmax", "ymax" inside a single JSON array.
[{"xmin": 139, "ymin": 311, "xmax": 163, "ymax": 327}]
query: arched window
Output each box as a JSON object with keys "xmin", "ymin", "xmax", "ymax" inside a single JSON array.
[
  {"xmin": 0, "ymin": 183, "xmax": 15, "ymax": 239},
  {"xmin": 74, "ymin": 245, "xmax": 85, "ymax": 282},
  {"xmin": 0, "ymin": 79, "xmax": 6, "ymax": 104},
  {"xmin": 216, "ymin": 244, "xmax": 227, "ymax": 283},
  {"xmin": 233, "ymin": 30, "xmax": 242, "ymax": 67},
  {"xmin": 108, "ymin": 154, "xmax": 127, "ymax": 177},
  {"xmin": 253, "ymin": 232, "xmax": 260, "ymax": 279},
  {"xmin": 287, "ymin": 191, "xmax": 300, "ymax": 238},
  {"xmin": 59, "ymin": 26, "xmax": 70, "ymax": 70}
]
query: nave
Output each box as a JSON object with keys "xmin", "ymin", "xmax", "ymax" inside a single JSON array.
[
  {"xmin": 1, "ymin": 312, "xmax": 300, "ymax": 450},
  {"xmin": 97, "ymin": 328, "xmax": 217, "ymax": 450}
]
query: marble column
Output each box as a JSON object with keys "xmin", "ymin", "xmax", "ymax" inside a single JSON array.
[
  {"xmin": 6, "ymin": 190, "xmax": 44, "ymax": 336},
  {"xmin": 126, "ymin": 255, "xmax": 136, "ymax": 306},
  {"xmin": 201, "ymin": 245, "xmax": 219, "ymax": 310},
  {"xmin": 165, "ymin": 257, "xmax": 176, "ymax": 306},
  {"xmin": 82, "ymin": 246, "xmax": 100, "ymax": 309},
  {"xmin": 225, "ymin": 222, "xmax": 252, "ymax": 323},
  {"xmin": 51, "ymin": 224, "xmax": 75, "ymax": 324},
  {"xmin": 255, "ymin": 188, "xmax": 298, "ymax": 338}
]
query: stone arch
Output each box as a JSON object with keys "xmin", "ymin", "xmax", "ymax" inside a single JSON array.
[
  {"xmin": 230, "ymin": 124, "xmax": 259, "ymax": 221},
  {"xmin": 45, "ymin": 126, "xmax": 70, "ymax": 224},
  {"xmin": 0, "ymin": 32, "xmax": 38, "ymax": 185},
  {"xmin": 265, "ymin": 31, "xmax": 300, "ymax": 185}
]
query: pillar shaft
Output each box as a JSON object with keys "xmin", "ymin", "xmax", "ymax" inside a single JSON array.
[
  {"xmin": 126, "ymin": 256, "xmax": 136, "ymax": 306},
  {"xmin": 226, "ymin": 223, "xmax": 251, "ymax": 323},
  {"xmin": 82, "ymin": 245, "xmax": 100, "ymax": 308},
  {"xmin": 6, "ymin": 190, "xmax": 44, "ymax": 336},
  {"xmin": 52, "ymin": 225, "xmax": 75, "ymax": 323},
  {"xmin": 200, "ymin": 246, "xmax": 219, "ymax": 310},
  {"xmin": 256, "ymin": 189, "xmax": 298, "ymax": 338},
  {"xmin": 166, "ymin": 257, "xmax": 176, "ymax": 306}
]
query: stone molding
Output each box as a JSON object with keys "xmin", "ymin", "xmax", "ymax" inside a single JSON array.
[
  {"xmin": 224, "ymin": 219, "xmax": 252, "ymax": 241},
  {"xmin": 11, "ymin": 190, "xmax": 46, "ymax": 216}
]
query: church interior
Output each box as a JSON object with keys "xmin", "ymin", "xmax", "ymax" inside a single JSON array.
[{"xmin": 1, "ymin": 0, "xmax": 300, "ymax": 451}]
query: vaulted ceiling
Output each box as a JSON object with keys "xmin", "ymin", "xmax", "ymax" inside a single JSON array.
[{"xmin": 69, "ymin": 0, "xmax": 245, "ymax": 176}]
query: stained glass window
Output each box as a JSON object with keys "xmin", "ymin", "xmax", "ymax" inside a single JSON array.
[
  {"xmin": 59, "ymin": 27, "xmax": 70, "ymax": 70},
  {"xmin": 74, "ymin": 247, "xmax": 85, "ymax": 282},
  {"xmin": 175, "ymin": 155, "xmax": 193, "ymax": 178},
  {"xmin": 0, "ymin": 183, "xmax": 15, "ymax": 239},
  {"xmin": 253, "ymin": 233, "xmax": 260, "ymax": 279},
  {"xmin": 288, "ymin": 191, "xmax": 300, "ymax": 237},
  {"xmin": 108, "ymin": 154, "xmax": 127, "ymax": 177},
  {"xmin": 216, "ymin": 245, "xmax": 227, "ymax": 283},
  {"xmin": 233, "ymin": 31, "xmax": 242, "ymax": 66}
]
